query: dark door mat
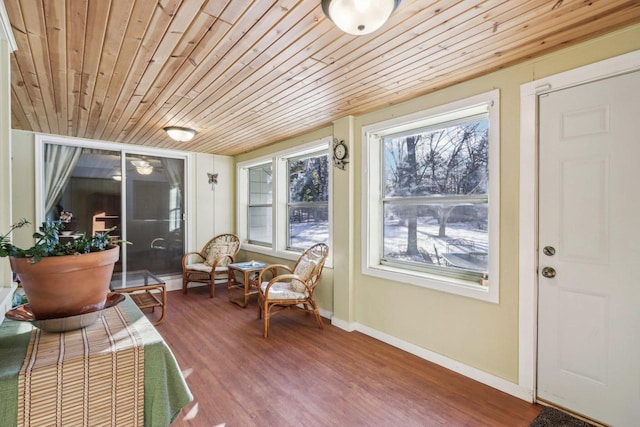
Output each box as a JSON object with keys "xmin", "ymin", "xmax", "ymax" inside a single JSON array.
[{"xmin": 530, "ymin": 407, "xmax": 597, "ymax": 427}]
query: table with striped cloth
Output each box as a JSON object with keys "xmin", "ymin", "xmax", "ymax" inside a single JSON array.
[{"xmin": 0, "ymin": 294, "xmax": 192, "ymax": 427}]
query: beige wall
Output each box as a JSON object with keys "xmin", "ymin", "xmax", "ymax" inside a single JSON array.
[
  {"xmin": 0, "ymin": 6, "xmax": 16, "ymax": 286},
  {"xmin": 10, "ymin": 131, "xmax": 36, "ymax": 248},
  {"xmin": 191, "ymin": 152, "xmax": 235, "ymax": 250},
  {"xmin": 235, "ymin": 23, "xmax": 640, "ymax": 384}
]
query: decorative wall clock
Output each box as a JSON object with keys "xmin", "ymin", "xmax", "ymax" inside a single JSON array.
[{"xmin": 333, "ymin": 138, "xmax": 349, "ymax": 170}]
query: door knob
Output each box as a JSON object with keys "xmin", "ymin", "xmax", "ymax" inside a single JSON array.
[{"xmin": 541, "ymin": 267, "xmax": 556, "ymax": 278}]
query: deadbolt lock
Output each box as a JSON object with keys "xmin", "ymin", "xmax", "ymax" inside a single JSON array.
[{"xmin": 543, "ymin": 246, "xmax": 556, "ymax": 256}]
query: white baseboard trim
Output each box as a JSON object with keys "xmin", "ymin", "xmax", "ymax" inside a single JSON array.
[
  {"xmin": 166, "ymin": 277, "xmax": 228, "ymax": 293},
  {"xmin": 165, "ymin": 276, "xmax": 184, "ymax": 292},
  {"xmin": 333, "ymin": 320, "xmax": 533, "ymax": 402},
  {"xmin": 318, "ymin": 307, "xmax": 333, "ymax": 321},
  {"xmin": 330, "ymin": 316, "xmax": 356, "ymax": 332}
]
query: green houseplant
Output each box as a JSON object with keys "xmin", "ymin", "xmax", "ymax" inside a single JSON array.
[{"xmin": 1, "ymin": 219, "xmax": 121, "ymax": 320}]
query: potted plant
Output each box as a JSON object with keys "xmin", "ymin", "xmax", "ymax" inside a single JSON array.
[{"xmin": 0, "ymin": 219, "xmax": 121, "ymax": 320}]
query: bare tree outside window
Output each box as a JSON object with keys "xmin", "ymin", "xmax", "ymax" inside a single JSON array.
[
  {"xmin": 287, "ymin": 153, "xmax": 329, "ymax": 250},
  {"xmin": 383, "ymin": 118, "xmax": 489, "ymax": 275}
]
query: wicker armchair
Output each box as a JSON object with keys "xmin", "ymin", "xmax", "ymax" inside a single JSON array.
[
  {"xmin": 181, "ymin": 233, "xmax": 240, "ymax": 297},
  {"xmin": 257, "ymin": 243, "xmax": 329, "ymax": 338}
]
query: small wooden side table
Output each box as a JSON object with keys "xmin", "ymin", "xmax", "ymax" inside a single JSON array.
[
  {"xmin": 110, "ymin": 270, "xmax": 167, "ymax": 325},
  {"xmin": 227, "ymin": 261, "xmax": 267, "ymax": 308}
]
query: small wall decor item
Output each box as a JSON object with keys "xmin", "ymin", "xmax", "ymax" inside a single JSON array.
[
  {"xmin": 207, "ymin": 172, "xmax": 218, "ymax": 190},
  {"xmin": 332, "ymin": 138, "xmax": 349, "ymax": 170}
]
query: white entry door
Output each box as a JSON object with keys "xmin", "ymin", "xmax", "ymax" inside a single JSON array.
[{"xmin": 537, "ymin": 70, "xmax": 640, "ymax": 426}]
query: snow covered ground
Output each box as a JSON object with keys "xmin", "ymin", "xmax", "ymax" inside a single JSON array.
[
  {"xmin": 289, "ymin": 221, "xmax": 329, "ymax": 249},
  {"xmin": 289, "ymin": 217, "xmax": 487, "ymax": 272},
  {"xmin": 383, "ymin": 217, "xmax": 488, "ymax": 272}
]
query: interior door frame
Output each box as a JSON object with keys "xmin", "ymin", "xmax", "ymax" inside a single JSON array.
[{"xmin": 518, "ymin": 50, "xmax": 640, "ymax": 401}]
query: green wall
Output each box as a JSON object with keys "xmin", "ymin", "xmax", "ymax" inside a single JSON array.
[
  {"xmin": 0, "ymin": 17, "xmax": 16, "ymax": 287},
  {"xmin": 236, "ymin": 23, "xmax": 640, "ymax": 384}
]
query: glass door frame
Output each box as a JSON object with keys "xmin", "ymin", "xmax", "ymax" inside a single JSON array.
[{"xmin": 34, "ymin": 134, "xmax": 192, "ymax": 278}]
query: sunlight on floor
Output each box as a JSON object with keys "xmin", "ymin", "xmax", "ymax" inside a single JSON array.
[
  {"xmin": 183, "ymin": 402, "xmax": 198, "ymax": 421},
  {"xmin": 182, "ymin": 367, "xmax": 193, "ymax": 379}
]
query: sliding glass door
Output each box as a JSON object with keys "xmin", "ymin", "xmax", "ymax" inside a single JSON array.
[
  {"xmin": 42, "ymin": 142, "xmax": 185, "ymax": 276},
  {"xmin": 125, "ymin": 153, "xmax": 184, "ymax": 275}
]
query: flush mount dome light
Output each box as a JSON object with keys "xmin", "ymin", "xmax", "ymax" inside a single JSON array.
[
  {"xmin": 164, "ymin": 126, "xmax": 197, "ymax": 142},
  {"xmin": 137, "ymin": 165, "xmax": 153, "ymax": 175},
  {"xmin": 131, "ymin": 159, "xmax": 154, "ymax": 175},
  {"xmin": 130, "ymin": 160, "xmax": 149, "ymax": 168},
  {"xmin": 322, "ymin": 0, "xmax": 401, "ymax": 35}
]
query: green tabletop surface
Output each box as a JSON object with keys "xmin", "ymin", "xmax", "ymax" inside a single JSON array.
[{"xmin": 0, "ymin": 294, "xmax": 192, "ymax": 427}]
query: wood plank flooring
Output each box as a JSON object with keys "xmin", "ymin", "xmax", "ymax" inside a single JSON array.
[{"xmin": 153, "ymin": 285, "xmax": 542, "ymax": 426}]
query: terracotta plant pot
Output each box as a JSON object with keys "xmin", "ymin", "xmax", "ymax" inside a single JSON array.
[{"xmin": 9, "ymin": 245, "xmax": 120, "ymax": 320}]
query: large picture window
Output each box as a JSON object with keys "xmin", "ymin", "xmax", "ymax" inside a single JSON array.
[
  {"xmin": 383, "ymin": 116, "xmax": 489, "ymax": 277},
  {"xmin": 363, "ymin": 91, "xmax": 499, "ymax": 302},
  {"xmin": 237, "ymin": 137, "xmax": 331, "ymax": 261}
]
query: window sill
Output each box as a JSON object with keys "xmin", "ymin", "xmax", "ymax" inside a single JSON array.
[
  {"xmin": 362, "ymin": 263, "xmax": 498, "ymax": 303},
  {"xmin": 240, "ymin": 243, "xmax": 334, "ymax": 269}
]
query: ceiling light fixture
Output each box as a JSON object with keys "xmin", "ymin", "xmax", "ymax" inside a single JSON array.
[
  {"xmin": 137, "ymin": 165, "xmax": 153, "ymax": 175},
  {"xmin": 130, "ymin": 160, "xmax": 148, "ymax": 168},
  {"xmin": 164, "ymin": 126, "xmax": 197, "ymax": 142},
  {"xmin": 321, "ymin": 0, "xmax": 401, "ymax": 35},
  {"xmin": 131, "ymin": 159, "xmax": 154, "ymax": 175}
]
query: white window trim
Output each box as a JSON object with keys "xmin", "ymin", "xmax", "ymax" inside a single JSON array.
[
  {"xmin": 361, "ymin": 90, "xmax": 500, "ymax": 303},
  {"xmin": 237, "ymin": 136, "xmax": 333, "ymax": 264},
  {"xmin": 246, "ymin": 162, "xmax": 274, "ymax": 246},
  {"xmin": 34, "ymin": 133, "xmax": 193, "ymax": 271}
]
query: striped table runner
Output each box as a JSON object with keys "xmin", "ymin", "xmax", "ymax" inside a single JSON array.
[{"xmin": 17, "ymin": 305, "xmax": 144, "ymax": 427}]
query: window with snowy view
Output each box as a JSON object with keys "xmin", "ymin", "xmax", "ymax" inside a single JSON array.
[
  {"xmin": 382, "ymin": 117, "xmax": 489, "ymax": 277},
  {"xmin": 238, "ymin": 137, "xmax": 331, "ymax": 259},
  {"xmin": 287, "ymin": 152, "xmax": 329, "ymax": 250},
  {"xmin": 363, "ymin": 91, "xmax": 500, "ymax": 302}
]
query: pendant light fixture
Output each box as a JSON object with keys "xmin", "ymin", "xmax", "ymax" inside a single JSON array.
[
  {"xmin": 164, "ymin": 126, "xmax": 197, "ymax": 142},
  {"xmin": 322, "ymin": 0, "xmax": 401, "ymax": 35}
]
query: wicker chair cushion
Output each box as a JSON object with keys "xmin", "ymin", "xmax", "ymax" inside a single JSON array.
[
  {"xmin": 186, "ymin": 263, "xmax": 228, "ymax": 273},
  {"xmin": 227, "ymin": 241, "xmax": 240, "ymax": 256},
  {"xmin": 260, "ymin": 281, "xmax": 306, "ymax": 300},
  {"xmin": 204, "ymin": 242, "xmax": 233, "ymax": 267},
  {"xmin": 289, "ymin": 257, "xmax": 317, "ymax": 292}
]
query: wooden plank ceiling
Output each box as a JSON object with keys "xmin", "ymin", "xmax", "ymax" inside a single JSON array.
[{"xmin": 7, "ymin": 0, "xmax": 640, "ymax": 155}]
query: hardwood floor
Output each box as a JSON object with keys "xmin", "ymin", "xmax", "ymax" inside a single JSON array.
[{"xmin": 152, "ymin": 285, "xmax": 543, "ymax": 426}]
